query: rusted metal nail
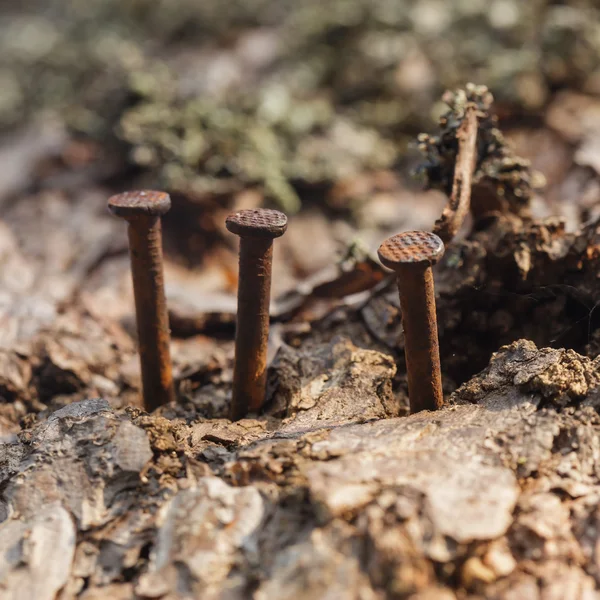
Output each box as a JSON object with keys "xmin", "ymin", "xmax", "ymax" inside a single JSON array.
[
  {"xmin": 108, "ymin": 190, "xmax": 175, "ymax": 412},
  {"xmin": 226, "ymin": 208, "xmax": 287, "ymax": 420},
  {"xmin": 377, "ymin": 231, "xmax": 445, "ymax": 413}
]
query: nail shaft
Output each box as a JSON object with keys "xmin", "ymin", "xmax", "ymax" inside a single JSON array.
[
  {"xmin": 226, "ymin": 208, "xmax": 287, "ymax": 420},
  {"xmin": 128, "ymin": 217, "xmax": 175, "ymax": 411},
  {"xmin": 396, "ymin": 265, "xmax": 443, "ymax": 412},
  {"xmin": 232, "ymin": 237, "xmax": 274, "ymax": 418}
]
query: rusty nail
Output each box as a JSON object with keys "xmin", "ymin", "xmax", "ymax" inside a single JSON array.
[
  {"xmin": 108, "ymin": 190, "xmax": 175, "ymax": 412},
  {"xmin": 377, "ymin": 231, "xmax": 445, "ymax": 413},
  {"xmin": 226, "ymin": 208, "xmax": 287, "ymax": 420}
]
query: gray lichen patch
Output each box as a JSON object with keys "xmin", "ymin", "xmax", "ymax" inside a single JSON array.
[
  {"xmin": 136, "ymin": 478, "xmax": 264, "ymax": 599},
  {"xmin": 0, "ymin": 504, "xmax": 75, "ymax": 600},
  {"xmin": 1, "ymin": 399, "xmax": 152, "ymax": 528}
]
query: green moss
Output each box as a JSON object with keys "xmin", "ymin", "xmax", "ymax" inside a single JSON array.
[{"xmin": 1, "ymin": 0, "xmax": 597, "ymax": 207}]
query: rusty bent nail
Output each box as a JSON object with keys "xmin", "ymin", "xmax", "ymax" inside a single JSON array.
[
  {"xmin": 226, "ymin": 208, "xmax": 288, "ymax": 420},
  {"xmin": 108, "ymin": 190, "xmax": 176, "ymax": 412},
  {"xmin": 377, "ymin": 231, "xmax": 445, "ymax": 413}
]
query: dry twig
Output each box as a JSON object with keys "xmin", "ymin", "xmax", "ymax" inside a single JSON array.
[
  {"xmin": 417, "ymin": 84, "xmax": 545, "ymax": 243},
  {"xmin": 433, "ymin": 102, "xmax": 479, "ymax": 243}
]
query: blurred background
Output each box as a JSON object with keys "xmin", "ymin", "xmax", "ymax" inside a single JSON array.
[{"xmin": 0, "ymin": 0, "xmax": 599, "ymax": 350}]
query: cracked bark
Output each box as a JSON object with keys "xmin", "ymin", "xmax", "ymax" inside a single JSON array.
[{"xmin": 1, "ymin": 338, "xmax": 600, "ymax": 599}]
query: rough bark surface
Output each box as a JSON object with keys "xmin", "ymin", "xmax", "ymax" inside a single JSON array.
[{"xmin": 1, "ymin": 337, "xmax": 600, "ymax": 599}]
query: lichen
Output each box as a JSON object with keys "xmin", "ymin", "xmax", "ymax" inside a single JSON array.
[
  {"xmin": 0, "ymin": 1, "xmax": 597, "ymax": 208},
  {"xmin": 415, "ymin": 84, "xmax": 545, "ymax": 215}
]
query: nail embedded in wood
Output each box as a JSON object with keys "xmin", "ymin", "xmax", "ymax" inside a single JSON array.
[
  {"xmin": 226, "ymin": 208, "xmax": 287, "ymax": 420},
  {"xmin": 108, "ymin": 190, "xmax": 175, "ymax": 412},
  {"xmin": 377, "ymin": 231, "xmax": 445, "ymax": 413}
]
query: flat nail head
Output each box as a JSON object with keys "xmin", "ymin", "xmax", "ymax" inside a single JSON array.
[
  {"xmin": 108, "ymin": 190, "xmax": 172, "ymax": 219},
  {"xmin": 377, "ymin": 231, "xmax": 445, "ymax": 271},
  {"xmin": 226, "ymin": 209, "xmax": 287, "ymax": 239}
]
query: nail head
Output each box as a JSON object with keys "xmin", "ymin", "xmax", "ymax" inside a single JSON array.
[
  {"xmin": 108, "ymin": 190, "xmax": 172, "ymax": 219},
  {"xmin": 377, "ymin": 231, "xmax": 445, "ymax": 270},
  {"xmin": 226, "ymin": 208, "xmax": 287, "ymax": 239}
]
